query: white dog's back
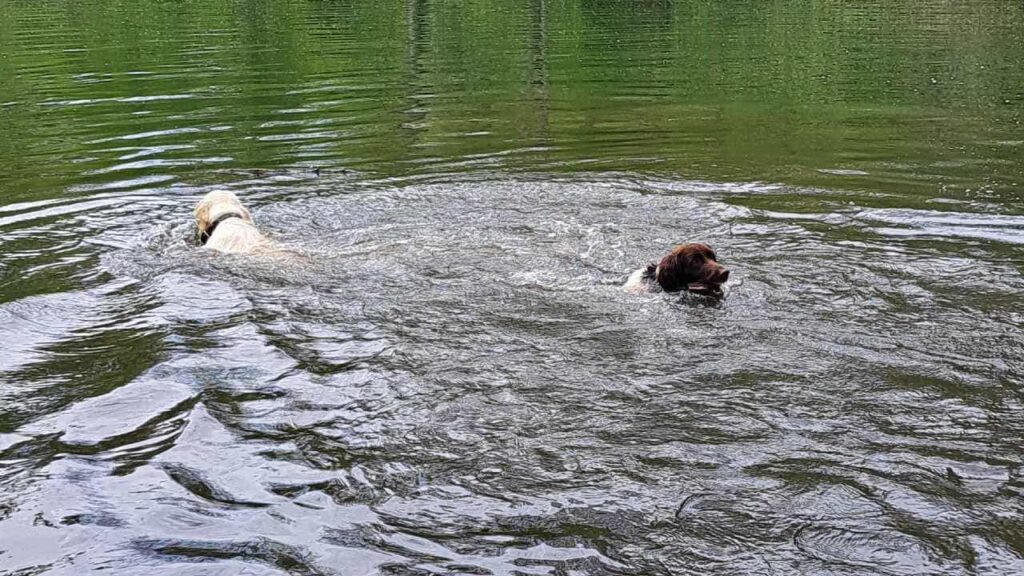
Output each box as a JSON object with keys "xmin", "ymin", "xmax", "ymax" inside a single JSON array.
[{"xmin": 203, "ymin": 218, "xmax": 268, "ymax": 254}]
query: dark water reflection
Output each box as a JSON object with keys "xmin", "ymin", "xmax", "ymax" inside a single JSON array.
[{"xmin": 2, "ymin": 1, "xmax": 1024, "ymax": 575}]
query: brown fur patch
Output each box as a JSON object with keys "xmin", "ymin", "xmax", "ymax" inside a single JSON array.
[{"xmin": 655, "ymin": 243, "xmax": 728, "ymax": 293}]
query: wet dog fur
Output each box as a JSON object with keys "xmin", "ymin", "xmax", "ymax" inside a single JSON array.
[
  {"xmin": 624, "ymin": 243, "xmax": 730, "ymax": 297},
  {"xmin": 193, "ymin": 190, "xmax": 271, "ymax": 254}
]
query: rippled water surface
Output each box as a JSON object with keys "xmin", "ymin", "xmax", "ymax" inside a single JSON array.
[{"xmin": 2, "ymin": 1, "xmax": 1024, "ymax": 575}]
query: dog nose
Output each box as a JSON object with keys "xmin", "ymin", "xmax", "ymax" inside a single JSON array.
[{"xmin": 719, "ymin": 269, "xmax": 730, "ymax": 282}]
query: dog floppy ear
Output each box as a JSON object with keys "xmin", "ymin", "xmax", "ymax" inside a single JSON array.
[
  {"xmin": 193, "ymin": 197, "xmax": 211, "ymax": 230},
  {"xmin": 194, "ymin": 202, "xmax": 211, "ymax": 245},
  {"xmin": 655, "ymin": 244, "xmax": 705, "ymax": 292}
]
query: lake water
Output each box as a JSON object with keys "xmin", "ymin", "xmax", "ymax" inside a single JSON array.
[{"xmin": 1, "ymin": 1, "xmax": 1023, "ymax": 575}]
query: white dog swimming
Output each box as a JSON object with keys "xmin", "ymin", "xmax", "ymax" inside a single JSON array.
[{"xmin": 193, "ymin": 190, "xmax": 272, "ymax": 254}]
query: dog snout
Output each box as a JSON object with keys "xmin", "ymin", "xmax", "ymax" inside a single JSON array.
[{"xmin": 707, "ymin": 264, "xmax": 728, "ymax": 284}]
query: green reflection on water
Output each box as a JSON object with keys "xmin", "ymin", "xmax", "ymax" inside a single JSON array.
[{"xmin": 0, "ymin": 0, "xmax": 1021, "ymax": 206}]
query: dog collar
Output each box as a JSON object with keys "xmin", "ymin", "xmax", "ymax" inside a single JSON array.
[{"xmin": 199, "ymin": 212, "xmax": 245, "ymax": 245}]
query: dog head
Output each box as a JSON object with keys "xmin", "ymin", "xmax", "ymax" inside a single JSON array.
[
  {"xmin": 194, "ymin": 190, "xmax": 252, "ymax": 240},
  {"xmin": 655, "ymin": 243, "xmax": 729, "ymax": 297}
]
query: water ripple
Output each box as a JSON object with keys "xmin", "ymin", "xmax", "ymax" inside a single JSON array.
[{"xmin": 2, "ymin": 0, "xmax": 1024, "ymax": 573}]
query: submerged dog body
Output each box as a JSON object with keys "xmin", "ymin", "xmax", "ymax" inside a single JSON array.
[
  {"xmin": 624, "ymin": 243, "xmax": 730, "ymax": 297},
  {"xmin": 193, "ymin": 190, "xmax": 270, "ymax": 254}
]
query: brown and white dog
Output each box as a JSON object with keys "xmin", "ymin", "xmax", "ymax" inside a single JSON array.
[
  {"xmin": 624, "ymin": 243, "xmax": 730, "ymax": 297},
  {"xmin": 193, "ymin": 190, "xmax": 271, "ymax": 254}
]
